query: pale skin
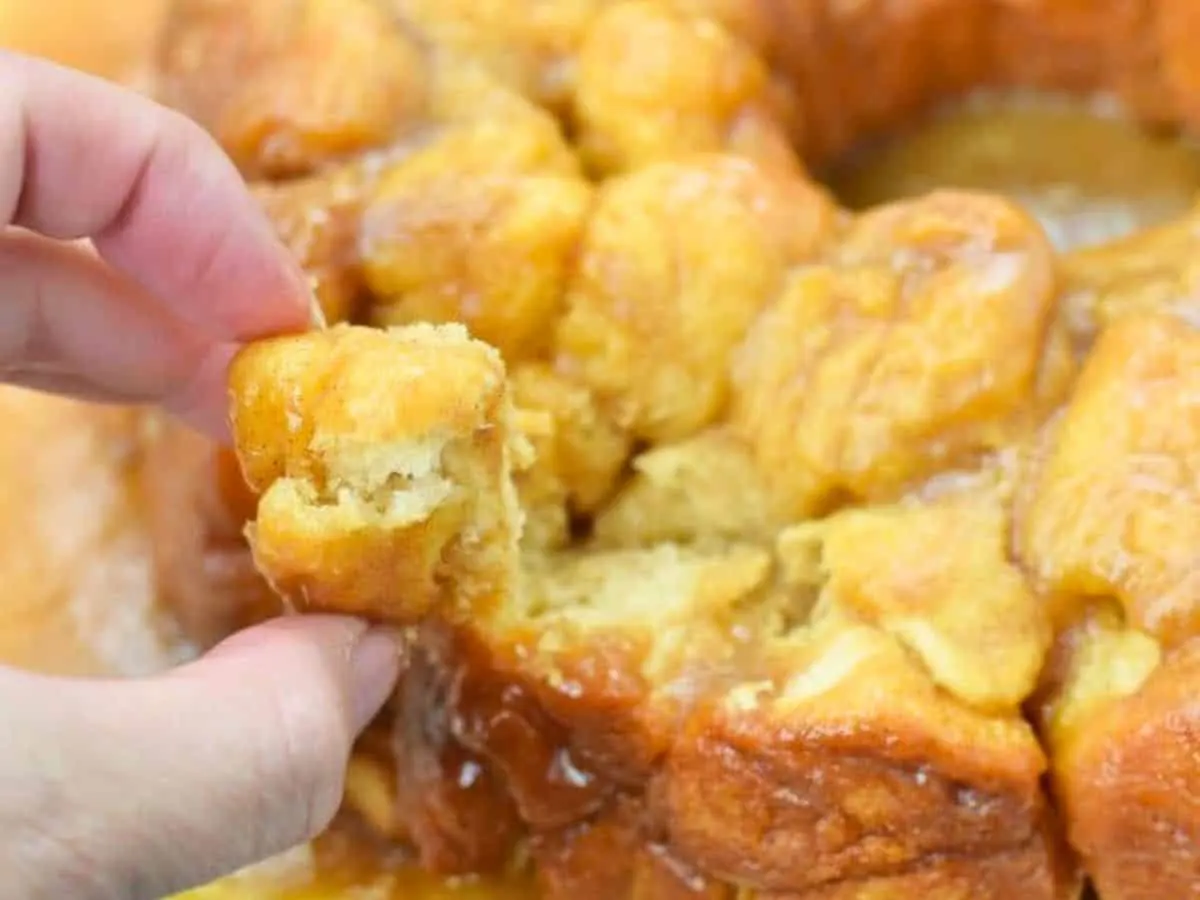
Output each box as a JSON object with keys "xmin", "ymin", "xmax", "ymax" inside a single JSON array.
[{"xmin": 0, "ymin": 52, "xmax": 403, "ymax": 899}]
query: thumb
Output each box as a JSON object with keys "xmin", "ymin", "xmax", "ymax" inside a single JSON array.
[{"xmin": 0, "ymin": 615, "xmax": 401, "ymax": 900}]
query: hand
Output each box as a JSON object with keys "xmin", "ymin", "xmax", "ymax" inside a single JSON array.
[{"xmin": 0, "ymin": 52, "xmax": 402, "ymax": 900}]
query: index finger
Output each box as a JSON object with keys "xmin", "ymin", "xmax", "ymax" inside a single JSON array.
[{"xmin": 0, "ymin": 51, "xmax": 311, "ymax": 342}]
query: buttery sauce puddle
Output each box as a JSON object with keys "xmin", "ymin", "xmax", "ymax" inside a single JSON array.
[{"xmin": 827, "ymin": 92, "xmax": 1200, "ymax": 252}]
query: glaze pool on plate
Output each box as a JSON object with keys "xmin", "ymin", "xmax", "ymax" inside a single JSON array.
[
  {"xmin": 828, "ymin": 93, "xmax": 1200, "ymax": 251},
  {"xmin": 176, "ymin": 825, "xmax": 534, "ymax": 900}
]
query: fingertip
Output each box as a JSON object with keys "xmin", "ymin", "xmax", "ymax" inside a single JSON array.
[
  {"xmin": 0, "ymin": 54, "xmax": 315, "ymax": 343},
  {"xmin": 308, "ymin": 291, "xmax": 328, "ymax": 330},
  {"xmin": 204, "ymin": 615, "xmax": 402, "ymax": 738},
  {"xmin": 16, "ymin": 614, "xmax": 400, "ymax": 894},
  {"xmin": 168, "ymin": 614, "xmax": 398, "ymax": 851},
  {"xmin": 349, "ymin": 627, "xmax": 404, "ymax": 733}
]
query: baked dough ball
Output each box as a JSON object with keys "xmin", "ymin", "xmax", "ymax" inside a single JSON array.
[
  {"xmin": 362, "ymin": 167, "xmax": 592, "ymax": 363},
  {"xmin": 251, "ymin": 164, "xmax": 372, "ymax": 326},
  {"xmin": 731, "ymin": 190, "xmax": 1073, "ymax": 519},
  {"xmin": 555, "ymin": 154, "xmax": 836, "ymax": 444},
  {"xmin": 228, "ymin": 323, "xmax": 525, "ymax": 622},
  {"xmin": 390, "ymin": 541, "xmax": 776, "ymax": 865},
  {"xmin": 391, "ymin": 0, "xmax": 604, "ymax": 113},
  {"xmin": 157, "ymin": 0, "xmax": 427, "ymax": 178},
  {"xmin": 1038, "ymin": 605, "xmax": 1193, "ymax": 900},
  {"xmin": 509, "ymin": 364, "xmax": 631, "ymax": 551},
  {"xmin": 574, "ymin": 1, "xmax": 798, "ymax": 176},
  {"xmin": 658, "ymin": 597, "xmax": 1069, "ymax": 900},
  {"xmin": 1018, "ymin": 312, "xmax": 1200, "ymax": 898},
  {"xmin": 1020, "ymin": 313, "xmax": 1200, "ymax": 649},
  {"xmin": 353, "ymin": 62, "xmax": 587, "ymax": 359},
  {"xmin": 786, "ymin": 489, "xmax": 1051, "ymax": 714},
  {"xmin": 401, "ymin": 60, "xmax": 584, "ymax": 178}
]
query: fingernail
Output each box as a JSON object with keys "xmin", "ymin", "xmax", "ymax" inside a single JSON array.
[
  {"xmin": 307, "ymin": 288, "xmax": 328, "ymax": 330},
  {"xmin": 349, "ymin": 628, "xmax": 402, "ymax": 732}
]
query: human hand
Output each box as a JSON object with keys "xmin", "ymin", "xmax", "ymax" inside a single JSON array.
[{"xmin": 0, "ymin": 52, "xmax": 401, "ymax": 900}]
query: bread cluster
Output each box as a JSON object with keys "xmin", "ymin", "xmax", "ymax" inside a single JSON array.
[{"xmin": 146, "ymin": 2, "xmax": 1200, "ymax": 898}]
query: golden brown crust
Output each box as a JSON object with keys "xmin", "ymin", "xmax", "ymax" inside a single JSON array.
[
  {"xmin": 395, "ymin": 618, "xmax": 616, "ymax": 836},
  {"xmin": 228, "ymin": 324, "xmax": 521, "ymax": 623},
  {"xmin": 574, "ymin": 2, "xmax": 799, "ymax": 177},
  {"xmin": 987, "ymin": 2, "xmax": 1154, "ymax": 102},
  {"xmin": 1049, "ymin": 637, "xmax": 1200, "ymax": 900},
  {"xmin": 390, "ymin": 544, "xmax": 777, "ymax": 828},
  {"xmin": 759, "ymin": 818, "xmax": 1076, "ymax": 900},
  {"xmin": 390, "ymin": 634, "xmax": 527, "ymax": 873},
  {"xmin": 762, "ymin": 1, "xmax": 992, "ymax": 166},
  {"xmin": 531, "ymin": 796, "xmax": 731, "ymax": 900},
  {"xmin": 232, "ymin": 452, "xmax": 1068, "ymax": 897},
  {"xmin": 157, "ymin": 0, "xmax": 1200, "ymax": 182},
  {"xmin": 408, "ymin": 62, "xmax": 585, "ymax": 178},
  {"xmin": 1020, "ymin": 309, "xmax": 1200, "ymax": 900},
  {"xmin": 654, "ymin": 611, "xmax": 1057, "ymax": 895},
  {"xmin": 1161, "ymin": 0, "xmax": 1200, "ymax": 124}
]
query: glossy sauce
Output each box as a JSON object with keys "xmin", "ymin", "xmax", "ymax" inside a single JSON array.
[
  {"xmin": 179, "ymin": 823, "xmax": 534, "ymax": 900},
  {"xmin": 828, "ymin": 93, "xmax": 1200, "ymax": 252}
]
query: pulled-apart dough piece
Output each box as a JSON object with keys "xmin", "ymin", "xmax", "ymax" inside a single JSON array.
[{"xmin": 228, "ymin": 323, "xmax": 525, "ymax": 621}]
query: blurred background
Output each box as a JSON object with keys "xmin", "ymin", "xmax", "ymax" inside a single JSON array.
[
  {"xmin": 0, "ymin": 0, "xmax": 176, "ymax": 676},
  {"xmin": 0, "ymin": 0, "xmax": 165, "ymax": 81}
]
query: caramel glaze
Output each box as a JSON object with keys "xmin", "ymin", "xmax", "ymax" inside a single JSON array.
[
  {"xmin": 179, "ymin": 817, "xmax": 535, "ymax": 900},
  {"xmin": 828, "ymin": 92, "xmax": 1200, "ymax": 252}
]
